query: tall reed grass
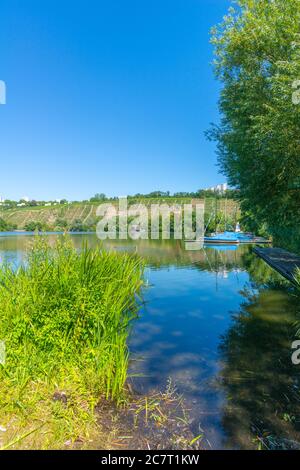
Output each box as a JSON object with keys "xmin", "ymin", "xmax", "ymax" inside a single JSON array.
[{"xmin": 0, "ymin": 236, "xmax": 144, "ymax": 448}]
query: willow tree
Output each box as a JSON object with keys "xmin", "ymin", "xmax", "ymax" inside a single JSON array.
[{"xmin": 209, "ymin": 0, "xmax": 300, "ymax": 249}]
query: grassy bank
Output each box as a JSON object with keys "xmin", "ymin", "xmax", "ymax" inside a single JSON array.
[{"xmin": 0, "ymin": 236, "xmax": 144, "ymax": 449}]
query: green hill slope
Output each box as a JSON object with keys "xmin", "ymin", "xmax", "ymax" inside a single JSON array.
[
  {"xmin": 1, "ymin": 203, "xmax": 97, "ymax": 229},
  {"xmin": 0, "ymin": 199, "xmax": 240, "ymax": 231}
]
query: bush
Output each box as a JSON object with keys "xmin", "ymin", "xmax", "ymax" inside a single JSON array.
[
  {"xmin": 0, "ymin": 217, "xmax": 16, "ymax": 232},
  {"xmin": 0, "ymin": 236, "xmax": 144, "ymax": 447},
  {"xmin": 69, "ymin": 219, "xmax": 88, "ymax": 232},
  {"xmin": 24, "ymin": 221, "xmax": 44, "ymax": 232},
  {"xmin": 55, "ymin": 218, "xmax": 68, "ymax": 229}
]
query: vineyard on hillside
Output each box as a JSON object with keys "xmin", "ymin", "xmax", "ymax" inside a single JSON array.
[{"xmin": 0, "ymin": 199, "xmax": 240, "ymax": 231}]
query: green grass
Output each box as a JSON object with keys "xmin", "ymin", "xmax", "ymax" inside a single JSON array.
[{"xmin": 0, "ymin": 235, "xmax": 144, "ymax": 448}]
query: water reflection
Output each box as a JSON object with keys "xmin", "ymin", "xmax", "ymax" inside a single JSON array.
[
  {"xmin": 0, "ymin": 233, "xmax": 299, "ymax": 449},
  {"xmin": 218, "ymin": 259, "xmax": 300, "ymax": 449}
]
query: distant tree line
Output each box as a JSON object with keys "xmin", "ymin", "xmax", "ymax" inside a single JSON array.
[
  {"xmin": 23, "ymin": 218, "xmax": 96, "ymax": 233},
  {"xmin": 0, "ymin": 199, "xmax": 69, "ymax": 210},
  {"xmin": 89, "ymin": 189, "xmax": 238, "ymax": 202}
]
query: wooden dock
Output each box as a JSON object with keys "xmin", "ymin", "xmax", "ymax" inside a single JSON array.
[{"xmin": 253, "ymin": 247, "xmax": 300, "ymax": 284}]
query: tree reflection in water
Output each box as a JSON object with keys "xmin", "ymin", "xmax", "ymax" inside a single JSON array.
[{"xmin": 219, "ymin": 253, "xmax": 300, "ymax": 449}]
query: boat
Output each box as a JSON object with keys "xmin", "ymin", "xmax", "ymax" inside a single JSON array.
[
  {"xmin": 204, "ymin": 231, "xmax": 271, "ymax": 245},
  {"xmin": 204, "ymin": 231, "xmax": 240, "ymax": 244}
]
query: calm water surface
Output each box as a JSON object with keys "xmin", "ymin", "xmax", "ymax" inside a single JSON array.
[{"xmin": 0, "ymin": 233, "xmax": 299, "ymax": 449}]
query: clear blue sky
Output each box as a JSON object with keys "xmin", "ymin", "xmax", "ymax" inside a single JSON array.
[{"xmin": 0, "ymin": 0, "xmax": 231, "ymax": 201}]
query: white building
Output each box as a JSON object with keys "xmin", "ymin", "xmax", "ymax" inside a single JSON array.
[{"xmin": 207, "ymin": 183, "xmax": 228, "ymax": 194}]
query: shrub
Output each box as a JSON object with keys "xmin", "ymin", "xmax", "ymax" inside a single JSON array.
[
  {"xmin": 55, "ymin": 218, "xmax": 68, "ymax": 229},
  {"xmin": 0, "ymin": 217, "xmax": 16, "ymax": 232},
  {"xmin": 0, "ymin": 236, "xmax": 144, "ymax": 447},
  {"xmin": 24, "ymin": 221, "xmax": 43, "ymax": 232}
]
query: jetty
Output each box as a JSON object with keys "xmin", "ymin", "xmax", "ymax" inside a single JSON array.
[{"xmin": 253, "ymin": 247, "xmax": 300, "ymax": 284}]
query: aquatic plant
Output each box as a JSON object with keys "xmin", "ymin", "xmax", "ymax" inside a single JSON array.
[{"xmin": 0, "ymin": 235, "xmax": 144, "ymax": 448}]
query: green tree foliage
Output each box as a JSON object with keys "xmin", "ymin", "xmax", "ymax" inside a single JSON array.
[
  {"xmin": 90, "ymin": 193, "xmax": 107, "ymax": 202},
  {"xmin": 209, "ymin": 0, "xmax": 300, "ymax": 249},
  {"xmin": 0, "ymin": 218, "xmax": 16, "ymax": 232},
  {"xmin": 55, "ymin": 218, "xmax": 68, "ymax": 229},
  {"xmin": 69, "ymin": 218, "xmax": 89, "ymax": 232},
  {"xmin": 24, "ymin": 221, "xmax": 44, "ymax": 232}
]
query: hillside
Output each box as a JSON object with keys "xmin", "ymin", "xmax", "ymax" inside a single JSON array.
[
  {"xmin": 0, "ymin": 198, "xmax": 240, "ymax": 231},
  {"xmin": 1, "ymin": 203, "xmax": 99, "ymax": 230}
]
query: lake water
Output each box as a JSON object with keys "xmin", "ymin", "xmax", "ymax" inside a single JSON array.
[{"xmin": 0, "ymin": 233, "xmax": 299, "ymax": 449}]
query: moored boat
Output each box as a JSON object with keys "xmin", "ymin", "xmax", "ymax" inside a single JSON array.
[
  {"xmin": 204, "ymin": 231, "xmax": 270, "ymax": 245},
  {"xmin": 204, "ymin": 231, "xmax": 240, "ymax": 244}
]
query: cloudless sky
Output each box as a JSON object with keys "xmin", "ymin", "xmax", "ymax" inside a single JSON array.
[{"xmin": 0, "ymin": 0, "xmax": 231, "ymax": 200}]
